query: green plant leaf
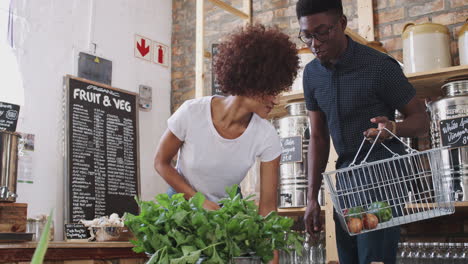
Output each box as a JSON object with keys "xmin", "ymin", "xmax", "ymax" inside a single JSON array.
[
  {"xmin": 172, "ymin": 210, "xmax": 189, "ymax": 225},
  {"xmin": 148, "ymin": 247, "xmax": 169, "ymax": 264},
  {"xmin": 128, "ymin": 185, "xmax": 303, "ymax": 263},
  {"xmin": 205, "ymin": 247, "xmax": 224, "ymax": 264},
  {"xmin": 156, "ymin": 193, "xmax": 171, "ymax": 208},
  {"xmin": 181, "ymin": 245, "xmax": 198, "ymax": 256},
  {"xmin": 190, "ymin": 192, "xmax": 205, "ymax": 209},
  {"xmin": 225, "ymin": 184, "xmax": 238, "ymax": 199},
  {"xmin": 31, "ymin": 209, "xmax": 53, "ymax": 264},
  {"xmin": 170, "ymin": 249, "xmax": 201, "ymax": 264},
  {"xmin": 191, "ymin": 212, "xmax": 207, "ymax": 227}
]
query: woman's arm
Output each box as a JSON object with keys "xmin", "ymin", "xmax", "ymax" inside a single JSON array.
[
  {"xmin": 258, "ymin": 156, "xmax": 280, "ymax": 216},
  {"xmin": 154, "ymin": 129, "xmax": 220, "ymax": 210},
  {"xmin": 258, "ymin": 156, "xmax": 280, "ymax": 264}
]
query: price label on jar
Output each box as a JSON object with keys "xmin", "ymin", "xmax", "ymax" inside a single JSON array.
[
  {"xmin": 280, "ymin": 136, "xmax": 302, "ymax": 163},
  {"xmin": 439, "ymin": 116, "xmax": 468, "ymax": 148}
]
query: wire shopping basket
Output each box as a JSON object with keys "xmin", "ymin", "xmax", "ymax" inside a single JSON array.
[{"xmin": 323, "ymin": 129, "xmax": 455, "ymax": 236}]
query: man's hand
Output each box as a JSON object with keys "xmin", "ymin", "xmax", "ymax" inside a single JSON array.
[
  {"xmin": 363, "ymin": 116, "xmax": 395, "ymax": 142},
  {"xmin": 304, "ymin": 200, "xmax": 322, "ymax": 237},
  {"xmin": 203, "ymin": 200, "xmax": 221, "ymax": 211}
]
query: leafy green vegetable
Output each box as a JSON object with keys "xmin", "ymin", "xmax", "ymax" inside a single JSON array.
[
  {"xmin": 31, "ymin": 209, "xmax": 54, "ymax": 264},
  {"xmin": 368, "ymin": 201, "xmax": 393, "ymax": 223},
  {"xmin": 125, "ymin": 185, "xmax": 302, "ymax": 263},
  {"xmin": 345, "ymin": 206, "xmax": 366, "ymax": 220}
]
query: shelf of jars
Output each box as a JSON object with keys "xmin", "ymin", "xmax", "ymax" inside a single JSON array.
[
  {"xmin": 396, "ymin": 241, "xmax": 468, "ymax": 263},
  {"xmin": 279, "ymin": 201, "xmax": 468, "ymax": 218},
  {"xmin": 405, "ymin": 201, "xmax": 468, "ymax": 213},
  {"xmin": 269, "ymin": 65, "xmax": 468, "ymax": 119},
  {"xmin": 407, "ymin": 64, "xmax": 468, "ymax": 98},
  {"xmin": 269, "ymin": 90, "xmax": 304, "ymax": 119}
]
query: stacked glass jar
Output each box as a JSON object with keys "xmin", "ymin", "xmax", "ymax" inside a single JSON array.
[
  {"xmin": 396, "ymin": 242, "xmax": 468, "ymax": 263},
  {"xmin": 279, "ymin": 231, "xmax": 326, "ymax": 264}
]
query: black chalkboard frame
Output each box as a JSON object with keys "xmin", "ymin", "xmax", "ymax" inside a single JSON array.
[
  {"xmin": 0, "ymin": 101, "xmax": 20, "ymax": 132},
  {"xmin": 280, "ymin": 136, "xmax": 303, "ymax": 164},
  {"xmin": 439, "ymin": 115, "xmax": 468, "ymax": 149},
  {"xmin": 64, "ymin": 75, "xmax": 141, "ymax": 226},
  {"xmin": 64, "ymin": 223, "xmax": 89, "ymax": 240}
]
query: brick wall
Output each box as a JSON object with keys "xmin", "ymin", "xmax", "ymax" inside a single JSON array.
[
  {"xmin": 171, "ymin": 0, "xmax": 468, "ymax": 112},
  {"xmin": 374, "ymin": 0, "xmax": 468, "ymax": 64},
  {"xmin": 171, "ymin": 0, "xmax": 197, "ymax": 111}
]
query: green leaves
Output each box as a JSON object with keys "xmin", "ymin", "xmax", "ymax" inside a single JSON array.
[
  {"xmin": 124, "ymin": 185, "xmax": 302, "ymax": 263},
  {"xmin": 172, "ymin": 211, "xmax": 189, "ymax": 225},
  {"xmin": 368, "ymin": 201, "xmax": 393, "ymax": 222},
  {"xmin": 225, "ymin": 185, "xmax": 239, "ymax": 199},
  {"xmin": 190, "ymin": 192, "xmax": 205, "ymax": 209}
]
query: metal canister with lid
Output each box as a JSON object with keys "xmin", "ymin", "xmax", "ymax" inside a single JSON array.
[
  {"xmin": 0, "ymin": 131, "xmax": 20, "ymax": 202},
  {"xmin": 395, "ymin": 110, "xmax": 413, "ymax": 153},
  {"xmin": 402, "ymin": 22, "xmax": 452, "ymax": 74},
  {"xmin": 427, "ymin": 79, "xmax": 468, "ymax": 201},
  {"xmin": 273, "ymin": 102, "xmax": 312, "ymax": 208}
]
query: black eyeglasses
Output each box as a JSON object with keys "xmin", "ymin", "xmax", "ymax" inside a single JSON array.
[{"xmin": 298, "ymin": 23, "xmax": 337, "ymax": 44}]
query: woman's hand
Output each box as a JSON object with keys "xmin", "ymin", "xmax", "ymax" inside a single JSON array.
[{"xmin": 203, "ymin": 200, "xmax": 221, "ymax": 211}]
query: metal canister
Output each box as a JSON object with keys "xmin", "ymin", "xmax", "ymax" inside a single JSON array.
[
  {"xmin": 273, "ymin": 102, "xmax": 310, "ymax": 208},
  {"xmin": 0, "ymin": 130, "xmax": 20, "ymax": 202},
  {"xmin": 427, "ymin": 80, "xmax": 468, "ymax": 201},
  {"xmin": 395, "ymin": 110, "xmax": 413, "ymax": 153}
]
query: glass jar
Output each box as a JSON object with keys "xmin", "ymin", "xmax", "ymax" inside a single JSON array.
[{"xmin": 26, "ymin": 216, "xmax": 54, "ymax": 241}]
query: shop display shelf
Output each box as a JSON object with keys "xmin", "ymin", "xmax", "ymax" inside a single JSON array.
[
  {"xmin": 405, "ymin": 201, "xmax": 468, "ymax": 214},
  {"xmin": 270, "ymin": 65, "xmax": 468, "ymax": 119},
  {"xmin": 407, "ymin": 64, "xmax": 468, "ymax": 98},
  {"xmin": 277, "ymin": 206, "xmax": 325, "ymax": 217}
]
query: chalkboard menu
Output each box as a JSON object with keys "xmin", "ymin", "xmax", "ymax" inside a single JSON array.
[
  {"xmin": 0, "ymin": 101, "xmax": 20, "ymax": 132},
  {"xmin": 280, "ymin": 136, "xmax": 303, "ymax": 163},
  {"xmin": 66, "ymin": 76, "xmax": 139, "ymax": 223},
  {"xmin": 64, "ymin": 223, "xmax": 89, "ymax": 240},
  {"xmin": 440, "ymin": 116, "xmax": 468, "ymax": 148}
]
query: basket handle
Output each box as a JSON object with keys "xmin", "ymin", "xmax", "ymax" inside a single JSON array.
[{"xmin": 349, "ymin": 127, "xmax": 417, "ymax": 167}]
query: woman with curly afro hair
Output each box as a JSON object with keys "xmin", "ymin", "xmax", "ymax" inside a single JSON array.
[{"xmin": 155, "ymin": 24, "xmax": 299, "ymax": 218}]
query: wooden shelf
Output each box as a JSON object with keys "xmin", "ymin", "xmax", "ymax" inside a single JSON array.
[
  {"xmin": 278, "ymin": 202, "xmax": 468, "ymax": 218},
  {"xmin": 0, "ymin": 241, "xmax": 145, "ymax": 262},
  {"xmin": 454, "ymin": 201, "xmax": 468, "ymax": 208},
  {"xmin": 345, "ymin": 27, "xmax": 368, "ymax": 45},
  {"xmin": 0, "ymin": 241, "xmax": 135, "ymax": 249},
  {"xmin": 277, "ymin": 206, "xmax": 325, "ymax": 216},
  {"xmin": 406, "ymin": 64, "xmax": 468, "ymax": 98},
  {"xmin": 270, "ymin": 65, "xmax": 468, "ymax": 119},
  {"xmin": 269, "ymin": 90, "xmax": 304, "ymax": 119},
  {"xmin": 405, "ymin": 201, "xmax": 468, "ymax": 212}
]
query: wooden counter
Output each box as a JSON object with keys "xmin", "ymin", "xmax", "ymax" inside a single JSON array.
[{"xmin": 0, "ymin": 241, "xmax": 147, "ymax": 263}]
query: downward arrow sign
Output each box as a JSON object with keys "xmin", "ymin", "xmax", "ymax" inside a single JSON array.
[{"xmin": 137, "ymin": 39, "xmax": 150, "ymax": 57}]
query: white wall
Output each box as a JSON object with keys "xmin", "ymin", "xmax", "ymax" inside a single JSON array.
[{"xmin": 5, "ymin": 0, "xmax": 171, "ymax": 240}]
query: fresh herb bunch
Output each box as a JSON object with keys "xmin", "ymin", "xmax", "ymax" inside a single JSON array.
[{"xmin": 124, "ymin": 185, "xmax": 303, "ymax": 263}]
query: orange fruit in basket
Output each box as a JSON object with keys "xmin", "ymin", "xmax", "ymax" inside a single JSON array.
[
  {"xmin": 362, "ymin": 213, "xmax": 379, "ymax": 230},
  {"xmin": 347, "ymin": 218, "xmax": 363, "ymax": 234}
]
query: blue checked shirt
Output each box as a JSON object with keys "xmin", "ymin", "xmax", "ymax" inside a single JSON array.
[{"xmin": 303, "ymin": 37, "xmax": 416, "ymax": 169}]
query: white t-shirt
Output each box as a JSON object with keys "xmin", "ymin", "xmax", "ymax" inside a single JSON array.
[{"xmin": 167, "ymin": 96, "xmax": 282, "ymax": 202}]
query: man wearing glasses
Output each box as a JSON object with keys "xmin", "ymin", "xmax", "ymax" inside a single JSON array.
[{"xmin": 296, "ymin": 0, "xmax": 429, "ymax": 263}]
